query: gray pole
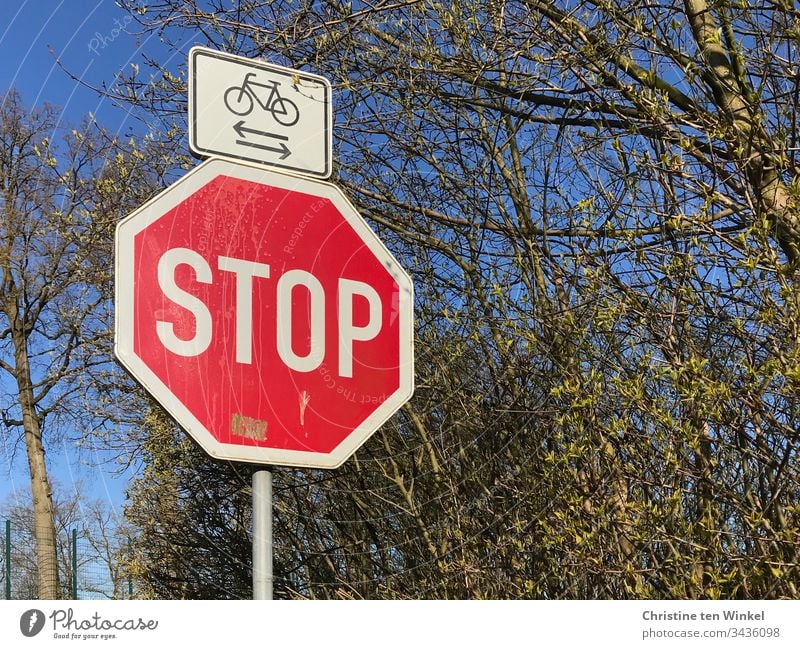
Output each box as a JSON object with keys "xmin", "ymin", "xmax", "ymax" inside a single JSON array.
[
  {"xmin": 4, "ymin": 520, "xmax": 10, "ymax": 600},
  {"xmin": 71, "ymin": 529, "xmax": 78, "ymax": 599},
  {"xmin": 252, "ymin": 468, "xmax": 273, "ymax": 600}
]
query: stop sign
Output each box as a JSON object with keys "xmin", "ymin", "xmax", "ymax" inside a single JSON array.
[{"xmin": 115, "ymin": 158, "xmax": 413, "ymax": 468}]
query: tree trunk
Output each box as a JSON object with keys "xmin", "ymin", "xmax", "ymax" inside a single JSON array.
[{"xmin": 11, "ymin": 310, "xmax": 59, "ymax": 599}]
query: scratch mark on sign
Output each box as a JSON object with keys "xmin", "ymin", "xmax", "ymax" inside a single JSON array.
[{"xmin": 299, "ymin": 391, "xmax": 311, "ymax": 433}]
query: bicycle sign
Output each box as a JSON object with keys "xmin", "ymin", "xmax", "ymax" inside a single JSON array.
[
  {"xmin": 224, "ymin": 73, "xmax": 300, "ymax": 126},
  {"xmin": 189, "ymin": 47, "xmax": 332, "ymax": 178}
]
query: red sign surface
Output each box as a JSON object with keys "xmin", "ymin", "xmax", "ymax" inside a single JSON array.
[{"xmin": 115, "ymin": 158, "xmax": 413, "ymax": 468}]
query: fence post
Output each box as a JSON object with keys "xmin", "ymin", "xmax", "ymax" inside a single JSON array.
[
  {"xmin": 71, "ymin": 529, "xmax": 77, "ymax": 600},
  {"xmin": 4, "ymin": 520, "xmax": 10, "ymax": 599}
]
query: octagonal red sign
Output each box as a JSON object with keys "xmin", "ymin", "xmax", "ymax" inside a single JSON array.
[{"xmin": 115, "ymin": 158, "xmax": 414, "ymax": 468}]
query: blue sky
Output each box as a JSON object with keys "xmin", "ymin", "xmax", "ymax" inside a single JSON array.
[
  {"xmin": 0, "ymin": 2, "xmax": 187, "ymax": 516},
  {"xmin": 1, "ymin": 2, "xmax": 142, "ymax": 121}
]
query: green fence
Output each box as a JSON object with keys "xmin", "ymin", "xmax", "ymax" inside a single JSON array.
[{"xmin": 0, "ymin": 520, "xmax": 134, "ymax": 600}]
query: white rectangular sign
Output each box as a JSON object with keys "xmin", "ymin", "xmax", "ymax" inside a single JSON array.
[{"xmin": 188, "ymin": 47, "xmax": 332, "ymax": 178}]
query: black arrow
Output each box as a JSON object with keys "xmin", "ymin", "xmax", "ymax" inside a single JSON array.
[
  {"xmin": 235, "ymin": 139, "xmax": 292, "ymax": 160},
  {"xmin": 233, "ymin": 120, "xmax": 288, "ymax": 141},
  {"xmin": 232, "ymin": 121, "xmax": 292, "ymax": 159}
]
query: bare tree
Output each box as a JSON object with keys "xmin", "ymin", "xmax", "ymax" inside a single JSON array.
[
  {"xmin": 112, "ymin": 1, "xmax": 800, "ymax": 598},
  {"xmin": 0, "ymin": 89, "xmax": 158, "ymax": 598}
]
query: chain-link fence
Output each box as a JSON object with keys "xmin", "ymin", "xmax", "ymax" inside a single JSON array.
[{"xmin": 0, "ymin": 520, "xmax": 135, "ymax": 599}]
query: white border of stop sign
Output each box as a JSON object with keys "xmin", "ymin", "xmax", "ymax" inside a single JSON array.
[{"xmin": 115, "ymin": 157, "xmax": 414, "ymax": 468}]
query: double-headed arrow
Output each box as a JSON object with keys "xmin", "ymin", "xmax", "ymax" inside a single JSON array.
[{"xmin": 234, "ymin": 120, "xmax": 291, "ymax": 160}]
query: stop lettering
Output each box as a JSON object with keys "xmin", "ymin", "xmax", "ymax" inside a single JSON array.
[{"xmin": 155, "ymin": 248, "xmax": 381, "ymax": 378}]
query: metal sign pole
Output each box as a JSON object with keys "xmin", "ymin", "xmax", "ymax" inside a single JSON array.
[{"xmin": 252, "ymin": 468, "xmax": 273, "ymax": 600}]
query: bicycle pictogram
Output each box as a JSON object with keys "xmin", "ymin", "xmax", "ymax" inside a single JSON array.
[{"xmin": 224, "ymin": 72, "xmax": 300, "ymax": 127}]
